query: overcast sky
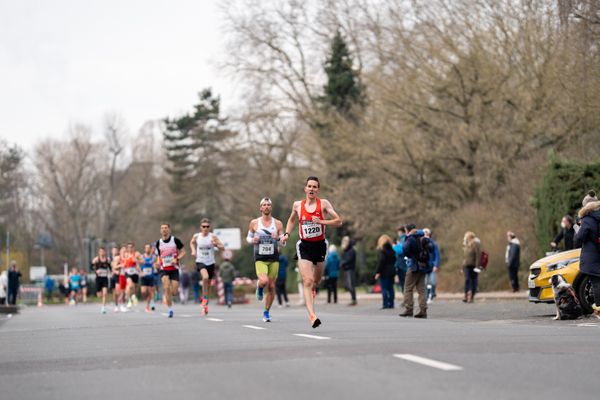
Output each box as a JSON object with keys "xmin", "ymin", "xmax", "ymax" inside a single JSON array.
[{"xmin": 0, "ymin": 0, "xmax": 235, "ymax": 151}]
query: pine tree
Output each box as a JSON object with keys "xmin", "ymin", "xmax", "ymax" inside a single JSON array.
[
  {"xmin": 321, "ymin": 30, "xmax": 365, "ymax": 121},
  {"xmin": 162, "ymin": 89, "xmax": 235, "ymax": 229}
]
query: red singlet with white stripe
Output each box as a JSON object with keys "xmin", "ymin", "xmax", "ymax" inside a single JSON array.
[{"xmin": 299, "ymin": 198, "xmax": 326, "ymax": 242}]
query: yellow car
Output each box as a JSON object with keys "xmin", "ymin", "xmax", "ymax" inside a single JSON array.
[{"xmin": 528, "ymin": 249, "xmax": 594, "ymax": 313}]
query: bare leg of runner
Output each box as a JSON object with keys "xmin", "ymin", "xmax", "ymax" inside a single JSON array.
[
  {"xmin": 265, "ymin": 277, "xmax": 276, "ymax": 311},
  {"xmin": 200, "ymin": 269, "xmax": 210, "ymax": 314},
  {"xmin": 298, "ymin": 260, "xmax": 324, "ymax": 327},
  {"xmin": 161, "ymin": 276, "xmax": 173, "ymax": 308}
]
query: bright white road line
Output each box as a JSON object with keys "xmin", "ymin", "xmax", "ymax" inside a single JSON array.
[
  {"xmin": 393, "ymin": 354, "xmax": 463, "ymax": 371},
  {"xmin": 243, "ymin": 325, "xmax": 267, "ymax": 330},
  {"xmin": 293, "ymin": 333, "xmax": 331, "ymax": 340},
  {"xmin": 206, "ymin": 318, "xmax": 224, "ymax": 322},
  {"xmin": 577, "ymin": 323, "xmax": 599, "ymax": 327}
]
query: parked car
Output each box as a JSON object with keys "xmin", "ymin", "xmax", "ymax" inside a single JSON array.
[{"xmin": 528, "ymin": 249, "xmax": 595, "ymax": 313}]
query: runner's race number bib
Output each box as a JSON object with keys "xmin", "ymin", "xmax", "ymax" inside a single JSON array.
[
  {"xmin": 96, "ymin": 269, "xmax": 108, "ymax": 278},
  {"xmin": 258, "ymin": 243, "xmax": 274, "ymax": 255},
  {"xmin": 126, "ymin": 267, "xmax": 137, "ymax": 275},
  {"xmin": 142, "ymin": 267, "xmax": 153, "ymax": 276},
  {"xmin": 302, "ymin": 222, "xmax": 323, "ymax": 239},
  {"xmin": 162, "ymin": 255, "xmax": 175, "ymax": 267}
]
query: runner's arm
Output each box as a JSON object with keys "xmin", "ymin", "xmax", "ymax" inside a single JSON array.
[
  {"xmin": 282, "ymin": 203, "xmax": 299, "ymax": 244},
  {"xmin": 212, "ymin": 234, "xmax": 225, "ymax": 251},
  {"xmin": 189, "ymin": 234, "xmax": 197, "ymax": 257},
  {"xmin": 176, "ymin": 237, "xmax": 186, "ymax": 261},
  {"xmin": 319, "ymin": 199, "xmax": 342, "ymax": 227}
]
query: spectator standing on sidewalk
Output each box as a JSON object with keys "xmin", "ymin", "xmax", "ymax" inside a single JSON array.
[
  {"xmin": 0, "ymin": 269, "xmax": 7, "ymax": 304},
  {"xmin": 505, "ymin": 231, "xmax": 521, "ymax": 292},
  {"xmin": 399, "ymin": 225, "xmax": 432, "ymax": 318},
  {"xmin": 374, "ymin": 235, "xmax": 396, "ymax": 309},
  {"xmin": 45, "ymin": 275, "xmax": 55, "ymax": 302},
  {"xmin": 462, "ymin": 231, "xmax": 481, "ymax": 303},
  {"xmin": 551, "ymin": 215, "xmax": 577, "ymax": 251},
  {"xmin": 276, "ymin": 253, "xmax": 290, "ymax": 307},
  {"xmin": 191, "ymin": 268, "xmax": 200, "ymax": 304},
  {"xmin": 178, "ymin": 266, "xmax": 191, "ymax": 304},
  {"xmin": 393, "ymin": 226, "xmax": 408, "ymax": 293},
  {"xmin": 219, "ymin": 254, "xmax": 236, "ymax": 308},
  {"xmin": 8, "ymin": 261, "xmax": 22, "ymax": 305},
  {"xmin": 340, "ymin": 236, "xmax": 357, "ymax": 306},
  {"xmin": 423, "ymin": 228, "xmax": 440, "ymax": 304},
  {"xmin": 575, "ymin": 190, "xmax": 600, "ymax": 316},
  {"xmin": 324, "ymin": 244, "xmax": 340, "ymax": 304}
]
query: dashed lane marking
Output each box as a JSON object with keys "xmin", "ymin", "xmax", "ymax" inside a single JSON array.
[
  {"xmin": 293, "ymin": 333, "xmax": 331, "ymax": 340},
  {"xmin": 243, "ymin": 325, "xmax": 267, "ymax": 330},
  {"xmin": 393, "ymin": 354, "xmax": 463, "ymax": 371},
  {"xmin": 206, "ymin": 318, "xmax": 224, "ymax": 322}
]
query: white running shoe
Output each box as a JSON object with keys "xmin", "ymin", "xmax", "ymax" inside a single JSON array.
[
  {"xmin": 132, "ymin": 295, "xmax": 138, "ymax": 306},
  {"xmin": 119, "ymin": 305, "xmax": 128, "ymax": 312},
  {"xmin": 101, "ymin": 306, "xmax": 106, "ymax": 314}
]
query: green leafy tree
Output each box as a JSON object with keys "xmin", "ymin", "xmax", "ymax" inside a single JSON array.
[{"xmin": 533, "ymin": 155, "xmax": 600, "ymax": 254}]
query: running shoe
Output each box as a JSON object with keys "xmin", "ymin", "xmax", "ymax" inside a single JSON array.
[
  {"xmin": 263, "ymin": 310, "xmax": 271, "ymax": 322},
  {"xmin": 114, "ymin": 306, "xmax": 120, "ymax": 313},
  {"xmin": 203, "ymin": 304, "xmax": 209, "ymax": 315},
  {"xmin": 256, "ymin": 285, "xmax": 264, "ymax": 301},
  {"xmin": 127, "ymin": 299, "xmax": 133, "ymax": 308},
  {"xmin": 150, "ymin": 299, "xmax": 155, "ymax": 311},
  {"xmin": 168, "ymin": 309, "xmax": 174, "ymax": 318},
  {"xmin": 132, "ymin": 294, "xmax": 138, "ymax": 306},
  {"xmin": 69, "ymin": 299, "xmax": 75, "ymax": 306},
  {"xmin": 310, "ymin": 314, "xmax": 321, "ymax": 329},
  {"xmin": 119, "ymin": 305, "xmax": 128, "ymax": 313},
  {"xmin": 145, "ymin": 306, "xmax": 151, "ymax": 313},
  {"xmin": 101, "ymin": 306, "xmax": 106, "ymax": 314}
]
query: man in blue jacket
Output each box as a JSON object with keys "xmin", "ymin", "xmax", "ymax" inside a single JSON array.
[
  {"xmin": 424, "ymin": 228, "xmax": 440, "ymax": 303},
  {"xmin": 393, "ymin": 226, "xmax": 408, "ymax": 292},
  {"xmin": 399, "ymin": 224, "xmax": 433, "ymax": 319}
]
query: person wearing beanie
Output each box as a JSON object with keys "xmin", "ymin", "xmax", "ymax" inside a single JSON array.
[{"xmin": 575, "ymin": 190, "xmax": 600, "ymax": 316}]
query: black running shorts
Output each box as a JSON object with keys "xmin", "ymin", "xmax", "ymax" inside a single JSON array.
[
  {"xmin": 127, "ymin": 274, "xmax": 139, "ymax": 284},
  {"xmin": 141, "ymin": 276, "xmax": 155, "ymax": 287},
  {"xmin": 196, "ymin": 263, "xmax": 215, "ymax": 279},
  {"xmin": 96, "ymin": 277, "xmax": 109, "ymax": 291},
  {"xmin": 159, "ymin": 269, "xmax": 179, "ymax": 282},
  {"xmin": 296, "ymin": 239, "xmax": 328, "ymax": 265}
]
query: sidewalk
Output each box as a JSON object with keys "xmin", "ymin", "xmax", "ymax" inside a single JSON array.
[{"xmin": 284, "ymin": 290, "xmax": 528, "ymax": 303}]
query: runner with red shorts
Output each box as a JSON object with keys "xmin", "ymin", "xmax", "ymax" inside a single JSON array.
[
  {"xmin": 281, "ymin": 176, "xmax": 342, "ymax": 328},
  {"xmin": 123, "ymin": 242, "xmax": 142, "ymax": 309},
  {"xmin": 112, "ymin": 247, "xmax": 127, "ymax": 312},
  {"xmin": 155, "ymin": 223, "xmax": 186, "ymax": 318}
]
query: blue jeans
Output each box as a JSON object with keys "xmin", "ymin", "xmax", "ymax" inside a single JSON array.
[
  {"xmin": 426, "ymin": 271, "xmax": 437, "ymax": 299},
  {"xmin": 396, "ymin": 264, "xmax": 407, "ymax": 293},
  {"xmin": 380, "ymin": 277, "xmax": 395, "ymax": 308},
  {"xmin": 223, "ymin": 282, "xmax": 234, "ymax": 305}
]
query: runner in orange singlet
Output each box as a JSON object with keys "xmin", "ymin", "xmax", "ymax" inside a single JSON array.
[{"xmin": 281, "ymin": 176, "xmax": 342, "ymax": 328}]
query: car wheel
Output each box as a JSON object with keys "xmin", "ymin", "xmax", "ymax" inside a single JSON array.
[{"xmin": 576, "ymin": 275, "xmax": 595, "ymax": 314}]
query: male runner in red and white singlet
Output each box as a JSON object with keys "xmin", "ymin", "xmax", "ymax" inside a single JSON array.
[
  {"xmin": 155, "ymin": 223, "xmax": 186, "ymax": 318},
  {"xmin": 281, "ymin": 176, "xmax": 342, "ymax": 328}
]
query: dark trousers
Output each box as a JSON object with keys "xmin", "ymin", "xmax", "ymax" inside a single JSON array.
[
  {"xmin": 508, "ymin": 267, "xmax": 519, "ymax": 291},
  {"xmin": 223, "ymin": 282, "xmax": 234, "ymax": 305},
  {"xmin": 464, "ymin": 267, "xmax": 478, "ymax": 295},
  {"xmin": 344, "ymin": 269, "xmax": 357, "ymax": 302},
  {"xmin": 8, "ymin": 287, "xmax": 18, "ymax": 305},
  {"xmin": 589, "ymin": 275, "xmax": 600, "ymax": 306},
  {"xmin": 396, "ymin": 265, "xmax": 407, "ymax": 293},
  {"xmin": 380, "ymin": 277, "xmax": 394, "ymax": 308},
  {"xmin": 276, "ymin": 280, "xmax": 288, "ymax": 305},
  {"xmin": 325, "ymin": 277, "xmax": 338, "ymax": 303}
]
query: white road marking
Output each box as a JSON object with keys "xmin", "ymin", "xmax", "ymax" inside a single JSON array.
[
  {"xmin": 243, "ymin": 325, "xmax": 267, "ymax": 330},
  {"xmin": 206, "ymin": 318, "xmax": 224, "ymax": 322},
  {"xmin": 576, "ymin": 323, "xmax": 599, "ymax": 327},
  {"xmin": 393, "ymin": 354, "xmax": 463, "ymax": 371},
  {"xmin": 293, "ymin": 333, "xmax": 331, "ymax": 340}
]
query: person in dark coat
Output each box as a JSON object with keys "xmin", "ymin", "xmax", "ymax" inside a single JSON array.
[
  {"xmin": 505, "ymin": 231, "xmax": 521, "ymax": 292},
  {"xmin": 340, "ymin": 236, "xmax": 357, "ymax": 306},
  {"xmin": 324, "ymin": 245, "xmax": 340, "ymax": 304},
  {"xmin": 399, "ymin": 225, "xmax": 433, "ymax": 318},
  {"xmin": 551, "ymin": 215, "xmax": 577, "ymax": 251},
  {"xmin": 374, "ymin": 235, "xmax": 396, "ymax": 309},
  {"xmin": 575, "ymin": 190, "xmax": 600, "ymax": 315},
  {"xmin": 7, "ymin": 261, "xmax": 22, "ymax": 305}
]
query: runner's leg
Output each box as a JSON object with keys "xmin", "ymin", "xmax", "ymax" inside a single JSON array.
[{"xmin": 298, "ymin": 260, "xmax": 319, "ymax": 320}]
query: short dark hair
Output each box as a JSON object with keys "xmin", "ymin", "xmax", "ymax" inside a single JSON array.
[
  {"xmin": 200, "ymin": 218, "xmax": 211, "ymax": 225},
  {"xmin": 160, "ymin": 223, "xmax": 171, "ymax": 228},
  {"xmin": 98, "ymin": 247, "xmax": 106, "ymax": 251},
  {"xmin": 306, "ymin": 176, "xmax": 320, "ymax": 188}
]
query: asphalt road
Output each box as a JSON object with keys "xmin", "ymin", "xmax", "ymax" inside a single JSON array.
[{"xmin": 1, "ymin": 297, "xmax": 599, "ymax": 400}]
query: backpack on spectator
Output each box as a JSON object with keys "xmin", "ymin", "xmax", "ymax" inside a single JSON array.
[
  {"xmin": 416, "ymin": 236, "xmax": 432, "ymax": 268},
  {"xmin": 479, "ymin": 251, "xmax": 489, "ymax": 270}
]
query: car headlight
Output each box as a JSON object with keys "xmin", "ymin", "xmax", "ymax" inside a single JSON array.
[{"xmin": 546, "ymin": 258, "xmax": 579, "ymax": 272}]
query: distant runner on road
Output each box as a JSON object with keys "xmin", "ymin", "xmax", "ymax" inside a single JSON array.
[
  {"xmin": 190, "ymin": 218, "xmax": 224, "ymax": 316},
  {"xmin": 155, "ymin": 223, "xmax": 186, "ymax": 318},
  {"xmin": 123, "ymin": 242, "xmax": 143, "ymax": 308},
  {"xmin": 92, "ymin": 247, "xmax": 111, "ymax": 314},
  {"xmin": 281, "ymin": 176, "xmax": 342, "ymax": 328},
  {"xmin": 140, "ymin": 244, "xmax": 157, "ymax": 313},
  {"xmin": 246, "ymin": 197, "xmax": 284, "ymax": 322}
]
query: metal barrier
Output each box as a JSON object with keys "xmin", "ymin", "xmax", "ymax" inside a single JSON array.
[{"xmin": 19, "ymin": 285, "xmax": 43, "ymax": 306}]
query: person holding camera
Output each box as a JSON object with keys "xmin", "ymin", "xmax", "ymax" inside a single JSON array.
[
  {"xmin": 575, "ymin": 190, "xmax": 600, "ymax": 316},
  {"xmin": 551, "ymin": 215, "xmax": 577, "ymax": 251}
]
